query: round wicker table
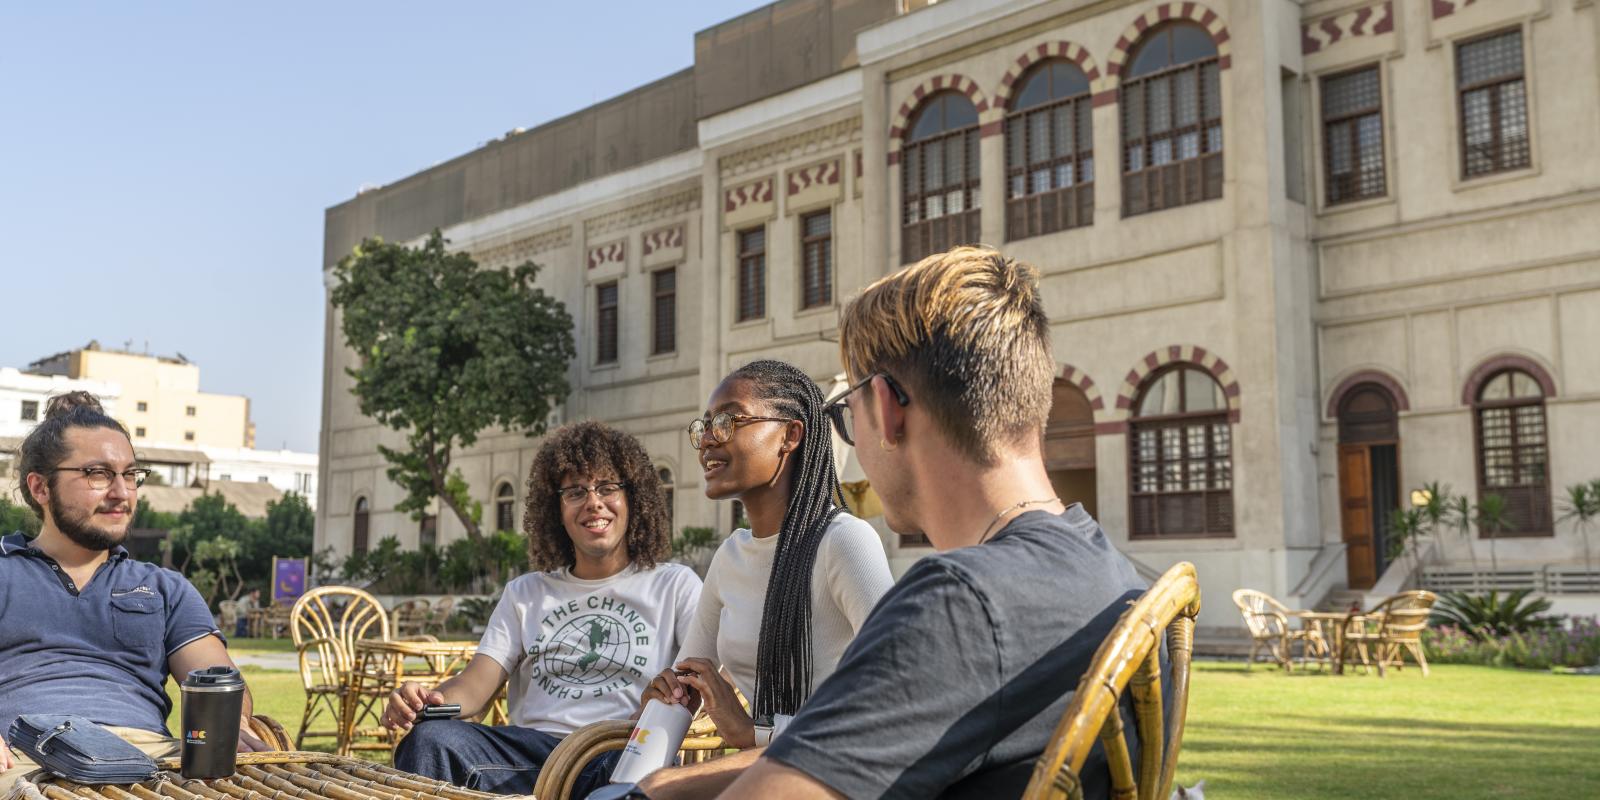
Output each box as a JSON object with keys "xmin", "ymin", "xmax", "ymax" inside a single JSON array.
[{"xmin": 5, "ymin": 752, "xmax": 511, "ymax": 800}]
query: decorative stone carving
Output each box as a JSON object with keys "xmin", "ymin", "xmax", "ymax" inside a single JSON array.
[
  {"xmin": 587, "ymin": 239, "xmax": 626, "ymax": 271},
  {"xmin": 1303, "ymin": 2, "xmax": 1395, "ymax": 54},
  {"xmin": 723, "ymin": 176, "xmax": 775, "ymax": 229}
]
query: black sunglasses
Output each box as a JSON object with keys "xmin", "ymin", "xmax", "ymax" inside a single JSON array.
[{"xmin": 823, "ymin": 372, "xmax": 910, "ymax": 447}]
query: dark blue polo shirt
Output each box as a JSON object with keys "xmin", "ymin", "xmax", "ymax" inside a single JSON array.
[{"xmin": 0, "ymin": 532, "xmax": 221, "ymax": 738}]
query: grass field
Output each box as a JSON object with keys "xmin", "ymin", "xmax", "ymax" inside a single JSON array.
[{"xmin": 179, "ymin": 651, "xmax": 1600, "ymax": 797}]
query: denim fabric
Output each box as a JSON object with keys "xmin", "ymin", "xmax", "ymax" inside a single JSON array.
[{"xmin": 393, "ymin": 719, "xmax": 620, "ymax": 797}]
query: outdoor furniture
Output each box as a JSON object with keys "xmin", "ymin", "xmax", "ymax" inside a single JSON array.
[
  {"xmin": 341, "ymin": 638, "xmax": 482, "ymax": 756},
  {"xmin": 289, "ymin": 586, "xmax": 391, "ymax": 750},
  {"xmin": 391, "ymin": 598, "xmax": 433, "ymax": 638},
  {"xmin": 1289, "ymin": 611, "xmax": 1369, "ymax": 674},
  {"xmin": 250, "ymin": 604, "xmax": 293, "ymax": 638},
  {"xmin": 538, "ymin": 563, "xmax": 1201, "ymax": 800},
  {"xmin": 425, "ymin": 595, "xmax": 456, "ymax": 635},
  {"xmin": 5, "ymin": 751, "xmax": 500, "ymax": 800},
  {"xmin": 1341, "ymin": 590, "xmax": 1437, "ymax": 677},
  {"xmin": 1233, "ymin": 589, "xmax": 1327, "ymax": 671}
]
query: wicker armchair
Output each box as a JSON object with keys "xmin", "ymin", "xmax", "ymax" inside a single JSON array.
[
  {"xmin": 536, "ymin": 565, "xmax": 1200, "ymax": 800},
  {"xmin": 1231, "ymin": 589, "xmax": 1326, "ymax": 671},
  {"xmin": 1341, "ymin": 590, "xmax": 1436, "ymax": 677},
  {"xmin": 532, "ymin": 711, "xmax": 731, "ymax": 800},
  {"xmin": 289, "ymin": 586, "xmax": 391, "ymax": 750},
  {"xmin": 391, "ymin": 598, "xmax": 433, "ymax": 638},
  {"xmin": 426, "ymin": 595, "xmax": 456, "ymax": 636}
]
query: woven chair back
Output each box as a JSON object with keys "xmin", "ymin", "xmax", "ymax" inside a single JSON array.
[
  {"xmin": 1230, "ymin": 589, "xmax": 1288, "ymax": 638},
  {"xmin": 1371, "ymin": 590, "xmax": 1436, "ymax": 642},
  {"xmin": 1022, "ymin": 562, "xmax": 1201, "ymax": 800},
  {"xmin": 291, "ymin": 586, "xmax": 391, "ymax": 677},
  {"xmin": 428, "ymin": 595, "xmax": 456, "ymax": 629}
]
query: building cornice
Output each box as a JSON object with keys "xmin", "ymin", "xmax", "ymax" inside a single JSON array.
[
  {"xmin": 698, "ymin": 69, "xmax": 863, "ymax": 153},
  {"xmin": 717, "ymin": 117, "xmax": 863, "ymax": 180}
]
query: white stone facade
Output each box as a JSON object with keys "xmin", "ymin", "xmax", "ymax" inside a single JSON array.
[{"xmin": 318, "ymin": 0, "xmax": 1600, "ymax": 630}]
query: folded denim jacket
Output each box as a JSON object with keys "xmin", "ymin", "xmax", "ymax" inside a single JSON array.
[{"xmin": 8, "ymin": 715, "xmax": 161, "ymax": 784}]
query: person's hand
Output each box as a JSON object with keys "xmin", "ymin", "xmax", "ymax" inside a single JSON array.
[
  {"xmin": 382, "ymin": 681, "xmax": 444, "ymax": 731},
  {"xmin": 236, "ymin": 718, "xmax": 271, "ymax": 753},
  {"xmin": 2, "ymin": 738, "xmax": 14, "ymax": 771},
  {"xmin": 673, "ymin": 658, "xmax": 754, "ymax": 748},
  {"xmin": 638, "ymin": 667, "xmax": 702, "ymax": 719}
]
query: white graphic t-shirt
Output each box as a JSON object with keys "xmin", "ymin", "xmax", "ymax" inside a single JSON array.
[{"xmin": 475, "ymin": 562, "xmax": 702, "ymax": 735}]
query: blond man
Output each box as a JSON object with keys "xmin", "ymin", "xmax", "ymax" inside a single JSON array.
[{"xmin": 615, "ymin": 247, "xmax": 1148, "ymax": 800}]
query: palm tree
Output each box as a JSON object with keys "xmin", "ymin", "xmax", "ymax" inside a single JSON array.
[
  {"xmin": 1416, "ymin": 482, "xmax": 1453, "ymax": 564},
  {"xmin": 1388, "ymin": 507, "xmax": 1424, "ymax": 582},
  {"xmin": 1557, "ymin": 481, "xmax": 1600, "ymax": 581},
  {"xmin": 1475, "ymin": 493, "xmax": 1512, "ymax": 582},
  {"xmin": 1446, "ymin": 495, "xmax": 1480, "ymax": 575}
]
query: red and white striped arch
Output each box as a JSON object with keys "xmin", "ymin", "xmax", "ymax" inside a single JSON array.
[{"xmin": 1104, "ymin": 2, "xmax": 1232, "ymax": 94}]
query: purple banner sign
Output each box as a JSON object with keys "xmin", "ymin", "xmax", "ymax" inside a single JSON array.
[{"xmin": 272, "ymin": 557, "xmax": 307, "ymax": 605}]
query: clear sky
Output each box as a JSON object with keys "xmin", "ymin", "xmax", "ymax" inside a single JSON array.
[{"xmin": 0, "ymin": 1, "xmax": 758, "ymax": 453}]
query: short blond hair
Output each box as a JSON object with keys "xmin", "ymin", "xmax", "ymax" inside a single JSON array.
[{"xmin": 839, "ymin": 246, "xmax": 1054, "ymax": 465}]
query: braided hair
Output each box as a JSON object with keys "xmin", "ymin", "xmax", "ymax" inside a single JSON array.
[{"xmin": 727, "ymin": 359, "xmax": 849, "ymax": 720}]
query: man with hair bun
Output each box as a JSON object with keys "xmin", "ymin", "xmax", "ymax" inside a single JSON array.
[
  {"xmin": 0, "ymin": 392, "xmax": 266, "ymax": 793},
  {"xmin": 620, "ymin": 247, "xmax": 1148, "ymax": 800}
]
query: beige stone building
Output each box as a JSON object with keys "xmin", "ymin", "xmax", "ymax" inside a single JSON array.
[
  {"xmin": 31, "ymin": 342, "xmax": 255, "ymax": 450},
  {"xmin": 317, "ymin": 0, "xmax": 1600, "ymax": 629}
]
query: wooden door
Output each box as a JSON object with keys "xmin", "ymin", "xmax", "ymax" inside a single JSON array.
[{"xmin": 1338, "ymin": 444, "xmax": 1376, "ymax": 589}]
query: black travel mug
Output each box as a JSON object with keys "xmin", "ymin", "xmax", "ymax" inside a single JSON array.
[{"xmin": 180, "ymin": 666, "xmax": 245, "ymax": 779}]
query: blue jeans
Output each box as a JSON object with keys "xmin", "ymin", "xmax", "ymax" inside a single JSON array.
[{"xmin": 393, "ymin": 719, "xmax": 620, "ymax": 796}]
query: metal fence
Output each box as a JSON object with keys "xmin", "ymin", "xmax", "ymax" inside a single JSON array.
[{"xmin": 1421, "ymin": 565, "xmax": 1600, "ymax": 594}]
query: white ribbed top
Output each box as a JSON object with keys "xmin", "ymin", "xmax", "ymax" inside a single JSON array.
[{"xmin": 675, "ymin": 512, "xmax": 894, "ymax": 702}]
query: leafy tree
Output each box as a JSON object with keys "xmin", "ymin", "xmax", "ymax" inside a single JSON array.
[
  {"xmin": 1475, "ymin": 493, "xmax": 1512, "ymax": 579},
  {"xmin": 169, "ymin": 493, "xmax": 253, "ymax": 576},
  {"xmin": 330, "ymin": 230, "xmax": 575, "ymax": 541},
  {"xmin": 1445, "ymin": 494, "xmax": 1479, "ymax": 574},
  {"xmin": 131, "ymin": 498, "xmax": 180, "ymax": 532},
  {"xmin": 0, "ymin": 497, "xmax": 41, "ymax": 537}
]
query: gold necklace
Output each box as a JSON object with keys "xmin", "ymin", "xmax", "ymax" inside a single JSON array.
[{"xmin": 978, "ymin": 496, "xmax": 1061, "ymax": 544}]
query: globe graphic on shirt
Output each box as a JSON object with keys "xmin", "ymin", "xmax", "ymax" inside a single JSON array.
[{"xmin": 542, "ymin": 614, "xmax": 631, "ymax": 686}]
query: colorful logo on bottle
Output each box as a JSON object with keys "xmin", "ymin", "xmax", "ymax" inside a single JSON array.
[{"xmin": 185, "ymin": 730, "xmax": 207, "ymax": 744}]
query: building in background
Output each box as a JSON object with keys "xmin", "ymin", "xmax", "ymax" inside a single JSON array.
[
  {"xmin": 0, "ymin": 367, "xmax": 122, "ymax": 439},
  {"xmin": 318, "ymin": 0, "xmax": 1600, "ymax": 630},
  {"xmin": 29, "ymin": 340, "xmax": 255, "ymax": 449}
]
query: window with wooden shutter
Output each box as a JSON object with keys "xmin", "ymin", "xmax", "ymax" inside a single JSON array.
[
  {"xmin": 737, "ymin": 228, "xmax": 766, "ymax": 322},
  {"xmin": 1005, "ymin": 60, "xmax": 1094, "ymax": 239},
  {"xmin": 1321, "ymin": 64, "xmax": 1386, "ymax": 204},
  {"xmin": 1128, "ymin": 366, "xmax": 1234, "ymax": 538},
  {"xmin": 902, "ymin": 92, "xmax": 981, "ymax": 263},
  {"xmin": 596, "ymin": 282, "xmax": 619, "ymax": 364},
  {"xmin": 1474, "ymin": 369, "xmax": 1551, "ymax": 535},
  {"xmin": 800, "ymin": 210, "xmax": 832, "ymax": 310},
  {"xmin": 652, "ymin": 268, "xmax": 676, "ymax": 355},
  {"xmin": 1120, "ymin": 23, "xmax": 1223, "ymax": 217}
]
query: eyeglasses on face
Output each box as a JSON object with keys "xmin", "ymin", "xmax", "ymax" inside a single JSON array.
[
  {"xmin": 48, "ymin": 466, "xmax": 152, "ymax": 490},
  {"xmin": 822, "ymin": 372, "xmax": 911, "ymax": 447},
  {"xmin": 556, "ymin": 481, "xmax": 628, "ymax": 506},
  {"xmin": 686, "ymin": 412, "xmax": 792, "ymax": 450}
]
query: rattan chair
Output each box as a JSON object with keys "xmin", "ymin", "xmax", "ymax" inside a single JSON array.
[
  {"xmin": 1231, "ymin": 589, "xmax": 1326, "ymax": 671},
  {"xmin": 425, "ymin": 595, "xmax": 456, "ymax": 635},
  {"xmin": 1341, "ymin": 590, "xmax": 1436, "ymax": 677},
  {"xmin": 532, "ymin": 712, "xmax": 731, "ymax": 800},
  {"xmin": 391, "ymin": 598, "xmax": 433, "ymax": 638},
  {"xmin": 289, "ymin": 586, "xmax": 391, "ymax": 750},
  {"xmin": 537, "ymin": 564, "xmax": 1200, "ymax": 800}
]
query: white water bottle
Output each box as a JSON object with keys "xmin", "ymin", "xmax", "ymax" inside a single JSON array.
[{"xmin": 610, "ymin": 700, "xmax": 694, "ymax": 784}]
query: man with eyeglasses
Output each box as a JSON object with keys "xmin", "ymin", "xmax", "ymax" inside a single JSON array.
[{"xmin": 1, "ymin": 393, "xmax": 266, "ymax": 793}]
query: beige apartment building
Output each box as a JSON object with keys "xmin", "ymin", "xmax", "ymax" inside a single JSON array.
[
  {"xmin": 318, "ymin": 0, "xmax": 1600, "ymax": 630},
  {"xmin": 30, "ymin": 342, "xmax": 255, "ymax": 450}
]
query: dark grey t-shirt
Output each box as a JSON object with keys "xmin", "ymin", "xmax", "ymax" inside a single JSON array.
[{"xmin": 765, "ymin": 505, "xmax": 1147, "ymax": 800}]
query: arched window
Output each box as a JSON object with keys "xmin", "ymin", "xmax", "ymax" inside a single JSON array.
[
  {"xmin": 495, "ymin": 482, "xmax": 516, "ymax": 533},
  {"xmin": 658, "ymin": 467, "xmax": 675, "ymax": 530},
  {"xmin": 1128, "ymin": 365, "xmax": 1233, "ymax": 537},
  {"xmin": 1121, "ymin": 23, "xmax": 1223, "ymax": 216},
  {"xmin": 1006, "ymin": 60, "xmax": 1094, "ymax": 239},
  {"xmin": 1474, "ymin": 369, "xmax": 1551, "ymax": 535},
  {"xmin": 902, "ymin": 92, "xmax": 981, "ymax": 263},
  {"xmin": 353, "ymin": 497, "xmax": 370, "ymax": 555}
]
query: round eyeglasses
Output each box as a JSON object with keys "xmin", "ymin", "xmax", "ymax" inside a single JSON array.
[{"xmin": 686, "ymin": 413, "xmax": 791, "ymax": 450}]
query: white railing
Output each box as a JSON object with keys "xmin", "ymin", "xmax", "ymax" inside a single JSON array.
[{"xmin": 1421, "ymin": 565, "xmax": 1600, "ymax": 594}]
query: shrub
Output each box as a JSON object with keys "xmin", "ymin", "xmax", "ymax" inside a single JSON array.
[
  {"xmin": 1424, "ymin": 617, "xmax": 1600, "ymax": 669},
  {"xmin": 1430, "ymin": 589, "xmax": 1556, "ymax": 639}
]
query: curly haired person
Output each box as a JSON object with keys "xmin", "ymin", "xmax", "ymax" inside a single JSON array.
[{"xmin": 384, "ymin": 421, "xmax": 701, "ymax": 797}]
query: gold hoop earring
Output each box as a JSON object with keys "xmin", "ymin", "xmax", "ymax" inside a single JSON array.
[{"xmin": 879, "ymin": 438, "xmax": 898, "ymax": 452}]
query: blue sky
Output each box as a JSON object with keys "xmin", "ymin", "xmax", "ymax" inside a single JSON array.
[{"xmin": 0, "ymin": 1, "xmax": 758, "ymax": 452}]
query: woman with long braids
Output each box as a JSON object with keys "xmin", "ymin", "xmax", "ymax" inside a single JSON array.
[{"xmin": 639, "ymin": 359, "xmax": 893, "ymax": 749}]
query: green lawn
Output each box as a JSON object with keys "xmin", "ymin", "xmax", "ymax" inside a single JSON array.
[
  {"xmin": 1177, "ymin": 661, "xmax": 1600, "ymax": 799},
  {"xmin": 225, "ymin": 637, "xmax": 299, "ymax": 654},
  {"xmin": 171, "ymin": 660, "xmax": 1600, "ymax": 796}
]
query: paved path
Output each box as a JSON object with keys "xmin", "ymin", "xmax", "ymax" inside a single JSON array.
[{"xmin": 231, "ymin": 651, "xmax": 299, "ymax": 671}]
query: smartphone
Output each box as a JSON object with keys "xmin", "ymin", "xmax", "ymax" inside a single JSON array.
[{"xmin": 418, "ymin": 704, "xmax": 461, "ymax": 721}]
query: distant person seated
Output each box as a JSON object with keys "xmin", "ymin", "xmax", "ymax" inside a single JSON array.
[
  {"xmin": 383, "ymin": 421, "xmax": 702, "ymax": 797},
  {"xmin": 0, "ymin": 393, "xmax": 268, "ymax": 794},
  {"xmin": 618, "ymin": 247, "xmax": 1150, "ymax": 800},
  {"xmin": 234, "ymin": 588, "xmax": 261, "ymax": 638}
]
